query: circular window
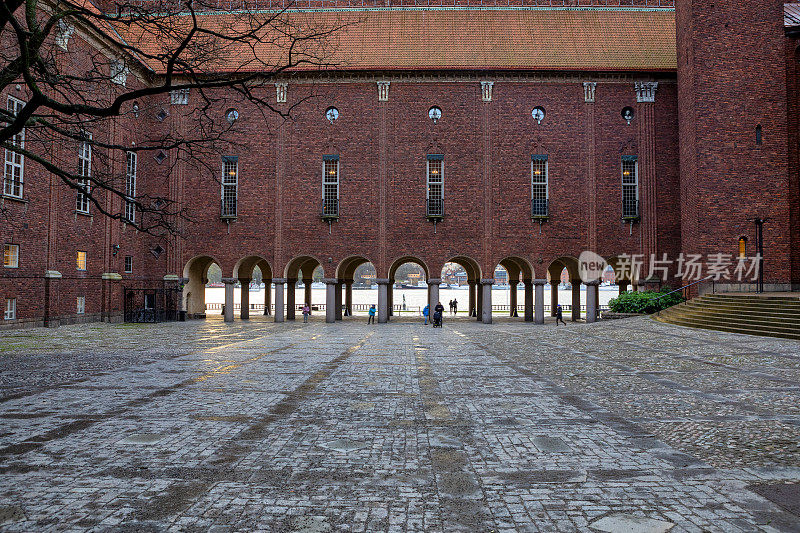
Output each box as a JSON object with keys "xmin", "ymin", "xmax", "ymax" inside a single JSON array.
[
  {"xmin": 621, "ymin": 107, "xmax": 635, "ymax": 124},
  {"xmin": 428, "ymin": 106, "xmax": 442, "ymax": 123},
  {"xmin": 325, "ymin": 106, "xmax": 339, "ymax": 123},
  {"xmin": 225, "ymin": 108, "xmax": 239, "ymax": 124},
  {"xmin": 531, "ymin": 106, "xmax": 546, "ymax": 124}
]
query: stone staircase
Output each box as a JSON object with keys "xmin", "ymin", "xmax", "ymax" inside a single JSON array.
[{"xmin": 654, "ymin": 293, "xmax": 800, "ymax": 341}]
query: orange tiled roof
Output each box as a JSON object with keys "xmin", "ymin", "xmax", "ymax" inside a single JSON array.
[{"xmin": 118, "ymin": 8, "xmax": 677, "ymax": 74}]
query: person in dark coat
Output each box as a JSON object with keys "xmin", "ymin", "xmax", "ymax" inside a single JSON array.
[{"xmin": 556, "ymin": 304, "xmax": 566, "ymax": 326}]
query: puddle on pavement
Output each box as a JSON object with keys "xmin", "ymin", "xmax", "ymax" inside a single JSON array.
[
  {"xmin": 318, "ymin": 438, "xmax": 369, "ymax": 453},
  {"xmin": 119, "ymin": 433, "xmax": 165, "ymax": 444}
]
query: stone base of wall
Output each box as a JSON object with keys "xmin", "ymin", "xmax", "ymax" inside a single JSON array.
[{"xmin": 601, "ymin": 312, "xmax": 646, "ymax": 320}]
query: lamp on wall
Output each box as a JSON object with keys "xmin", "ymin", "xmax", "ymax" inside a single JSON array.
[{"xmin": 112, "ymin": 244, "xmax": 120, "ymax": 256}]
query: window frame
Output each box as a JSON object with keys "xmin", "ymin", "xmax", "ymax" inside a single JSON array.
[
  {"xmin": 4, "ymin": 298, "xmax": 16, "ymax": 320},
  {"xmin": 3, "ymin": 96, "xmax": 25, "ymax": 199},
  {"xmin": 124, "ymin": 151, "xmax": 137, "ymax": 223},
  {"xmin": 621, "ymin": 155, "xmax": 639, "ymax": 220},
  {"xmin": 76, "ymin": 133, "xmax": 92, "ymax": 214},
  {"xmin": 531, "ymin": 154, "xmax": 549, "ymax": 219},
  {"xmin": 76, "ymin": 296, "xmax": 85, "ymax": 315},
  {"xmin": 3, "ymin": 243, "xmax": 19, "ymax": 268},
  {"xmin": 76, "ymin": 250, "xmax": 87, "ymax": 271},
  {"xmin": 322, "ymin": 154, "xmax": 339, "ymax": 218},
  {"xmin": 220, "ymin": 156, "xmax": 238, "ymax": 219},
  {"xmin": 124, "ymin": 255, "xmax": 133, "ymax": 273},
  {"xmin": 426, "ymin": 154, "xmax": 444, "ymax": 218}
]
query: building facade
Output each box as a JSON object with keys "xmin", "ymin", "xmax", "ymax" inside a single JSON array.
[{"xmin": 2, "ymin": 0, "xmax": 799, "ymax": 329}]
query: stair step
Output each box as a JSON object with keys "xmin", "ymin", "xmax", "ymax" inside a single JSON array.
[
  {"xmin": 654, "ymin": 317, "xmax": 800, "ymax": 341},
  {"xmin": 660, "ymin": 314, "xmax": 800, "ymax": 334},
  {"xmin": 662, "ymin": 305, "xmax": 800, "ymax": 323}
]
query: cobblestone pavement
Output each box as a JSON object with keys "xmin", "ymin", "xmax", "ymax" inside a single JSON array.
[{"xmin": 2, "ymin": 316, "xmax": 800, "ymax": 532}]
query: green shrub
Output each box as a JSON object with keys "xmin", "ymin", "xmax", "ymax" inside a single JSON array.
[{"xmin": 608, "ymin": 288, "xmax": 685, "ymax": 314}]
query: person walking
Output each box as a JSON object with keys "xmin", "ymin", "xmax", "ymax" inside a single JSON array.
[
  {"xmin": 452, "ymin": 298, "xmax": 458, "ymax": 315},
  {"xmin": 422, "ymin": 304, "xmax": 430, "ymax": 325},
  {"xmin": 555, "ymin": 304, "xmax": 566, "ymax": 326},
  {"xmin": 302, "ymin": 304, "xmax": 310, "ymax": 323},
  {"xmin": 367, "ymin": 304, "xmax": 376, "ymax": 324},
  {"xmin": 435, "ymin": 301, "xmax": 445, "ymax": 324},
  {"xmin": 449, "ymin": 299, "xmax": 454, "ymax": 315}
]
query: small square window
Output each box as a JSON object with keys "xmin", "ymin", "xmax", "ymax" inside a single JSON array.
[
  {"xmin": 3, "ymin": 244, "xmax": 19, "ymax": 268},
  {"xmin": 124, "ymin": 256, "xmax": 133, "ymax": 273},
  {"xmin": 76, "ymin": 296, "xmax": 85, "ymax": 315},
  {"xmin": 4, "ymin": 298, "xmax": 16, "ymax": 320},
  {"xmin": 76, "ymin": 250, "xmax": 87, "ymax": 270}
]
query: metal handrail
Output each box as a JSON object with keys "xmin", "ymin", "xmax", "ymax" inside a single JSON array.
[{"xmin": 649, "ymin": 276, "xmax": 714, "ymax": 302}]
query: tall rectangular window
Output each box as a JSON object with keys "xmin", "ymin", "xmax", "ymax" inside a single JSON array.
[
  {"xmin": 622, "ymin": 155, "xmax": 639, "ymax": 219},
  {"xmin": 76, "ymin": 134, "xmax": 92, "ymax": 214},
  {"xmin": 3, "ymin": 244, "xmax": 19, "ymax": 268},
  {"xmin": 125, "ymin": 151, "xmax": 137, "ymax": 223},
  {"xmin": 76, "ymin": 296, "xmax": 85, "ymax": 315},
  {"xmin": 221, "ymin": 156, "xmax": 237, "ymax": 218},
  {"xmin": 76, "ymin": 250, "xmax": 87, "ymax": 271},
  {"xmin": 531, "ymin": 155, "xmax": 548, "ymax": 217},
  {"xmin": 3, "ymin": 96, "xmax": 25, "ymax": 198},
  {"xmin": 124, "ymin": 255, "xmax": 133, "ymax": 273},
  {"xmin": 322, "ymin": 155, "xmax": 339, "ymax": 218},
  {"xmin": 426, "ymin": 154, "xmax": 444, "ymax": 218},
  {"xmin": 4, "ymin": 298, "xmax": 16, "ymax": 320}
]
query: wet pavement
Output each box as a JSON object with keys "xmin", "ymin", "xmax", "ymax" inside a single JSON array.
[{"xmin": 1, "ymin": 316, "xmax": 800, "ymax": 531}]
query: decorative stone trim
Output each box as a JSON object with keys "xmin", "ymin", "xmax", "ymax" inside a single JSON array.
[
  {"xmin": 635, "ymin": 81, "xmax": 658, "ymax": 103},
  {"xmin": 221, "ymin": 278, "xmax": 237, "ymax": 284},
  {"xmin": 585, "ymin": 279, "xmax": 602, "ymax": 286},
  {"xmin": 44, "ymin": 270, "xmax": 62, "ymax": 279},
  {"xmin": 533, "ymin": 279, "xmax": 548, "ymax": 286},
  {"xmin": 377, "ymin": 81, "xmax": 390, "ymax": 101},
  {"xmin": 321, "ymin": 278, "xmax": 338, "ymax": 285},
  {"xmin": 276, "ymin": 82, "xmax": 288, "ymax": 103},
  {"xmin": 101, "ymin": 272, "xmax": 122, "ymax": 281},
  {"xmin": 374, "ymin": 278, "xmax": 391, "ymax": 284},
  {"xmin": 163, "ymin": 274, "xmax": 180, "ymax": 281},
  {"xmin": 427, "ymin": 278, "xmax": 442, "ymax": 285},
  {"xmin": 481, "ymin": 81, "xmax": 494, "ymax": 102},
  {"xmin": 480, "ymin": 278, "xmax": 495, "ymax": 285},
  {"xmin": 272, "ymin": 278, "xmax": 287, "ymax": 284},
  {"xmin": 583, "ymin": 82, "xmax": 596, "ymax": 103}
]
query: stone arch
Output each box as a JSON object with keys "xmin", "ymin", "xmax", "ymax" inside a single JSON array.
[
  {"xmin": 547, "ymin": 256, "xmax": 580, "ymax": 282},
  {"xmin": 442, "ymin": 255, "xmax": 482, "ymax": 320},
  {"xmin": 182, "ymin": 255, "xmax": 222, "ymax": 317},
  {"xmin": 388, "ymin": 256, "xmax": 430, "ymax": 281},
  {"xmin": 498, "ymin": 256, "xmax": 535, "ymax": 281},
  {"xmin": 285, "ymin": 255, "xmax": 325, "ymax": 280},
  {"xmin": 336, "ymin": 255, "xmax": 373, "ymax": 281},
  {"xmin": 444, "ymin": 255, "xmax": 481, "ymax": 281},
  {"xmin": 547, "ymin": 256, "xmax": 581, "ymax": 320},
  {"xmin": 233, "ymin": 256, "xmax": 273, "ymax": 281},
  {"xmin": 606, "ymin": 255, "xmax": 634, "ymax": 292}
]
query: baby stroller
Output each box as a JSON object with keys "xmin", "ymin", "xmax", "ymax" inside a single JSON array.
[{"xmin": 432, "ymin": 310, "xmax": 443, "ymax": 328}]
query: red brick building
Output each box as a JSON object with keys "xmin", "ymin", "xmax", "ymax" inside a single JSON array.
[{"xmin": 2, "ymin": 0, "xmax": 798, "ymax": 329}]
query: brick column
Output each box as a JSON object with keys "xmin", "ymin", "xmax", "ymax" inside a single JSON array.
[
  {"xmin": 222, "ymin": 278, "xmax": 235, "ymax": 323},
  {"xmin": 273, "ymin": 278, "xmax": 285, "ymax": 322},
  {"xmin": 476, "ymin": 281, "xmax": 483, "ymax": 321},
  {"xmin": 523, "ymin": 280, "xmax": 533, "ymax": 322},
  {"xmin": 376, "ymin": 278, "xmax": 390, "ymax": 323},
  {"xmin": 618, "ymin": 280, "xmax": 629, "ymax": 295},
  {"xmin": 481, "ymin": 279, "xmax": 493, "ymax": 324},
  {"xmin": 324, "ymin": 278, "xmax": 337, "ymax": 323},
  {"xmin": 43, "ymin": 270, "xmax": 62, "ymax": 328},
  {"xmin": 584, "ymin": 82, "xmax": 598, "ymax": 251},
  {"xmin": 534, "ymin": 279, "xmax": 547, "ymax": 324},
  {"xmin": 468, "ymin": 280, "xmax": 477, "ymax": 317},
  {"xmin": 239, "ymin": 279, "xmax": 250, "ymax": 319},
  {"xmin": 345, "ymin": 280, "xmax": 353, "ymax": 316},
  {"xmin": 101, "ymin": 272, "xmax": 122, "ymax": 323},
  {"xmin": 571, "ymin": 279, "xmax": 582, "ymax": 321},
  {"xmin": 636, "ymin": 81, "xmax": 659, "ymax": 276}
]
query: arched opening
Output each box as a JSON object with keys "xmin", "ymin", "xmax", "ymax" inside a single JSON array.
[
  {"xmin": 182, "ymin": 255, "xmax": 222, "ymax": 318},
  {"xmin": 443, "ymin": 256, "xmax": 482, "ymax": 321},
  {"xmin": 606, "ymin": 255, "xmax": 635, "ymax": 294},
  {"xmin": 496, "ymin": 256, "xmax": 534, "ymax": 321},
  {"xmin": 336, "ymin": 255, "xmax": 376, "ymax": 319},
  {"xmin": 233, "ymin": 256, "xmax": 272, "ymax": 319},
  {"xmin": 547, "ymin": 257, "xmax": 581, "ymax": 322},
  {"xmin": 285, "ymin": 255, "xmax": 324, "ymax": 321},
  {"xmin": 388, "ymin": 256, "xmax": 430, "ymax": 319}
]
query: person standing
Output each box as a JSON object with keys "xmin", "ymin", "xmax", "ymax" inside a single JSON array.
[
  {"xmin": 302, "ymin": 304, "xmax": 310, "ymax": 323},
  {"xmin": 423, "ymin": 304, "xmax": 430, "ymax": 325},
  {"xmin": 368, "ymin": 304, "xmax": 376, "ymax": 324},
  {"xmin": 449, "ymin": 299, "xmax": 454, "ymax": 315},
  {"xmin": 555, "ymin": 304, "xmax": 566, "ymax": 326},
  {"xmin": 452, "ymin": 298, "xmax": 458, "ymax": 315},
  {"xmin": 435, "ymin": 301, "xmax": 445, "ymax": 323}
]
